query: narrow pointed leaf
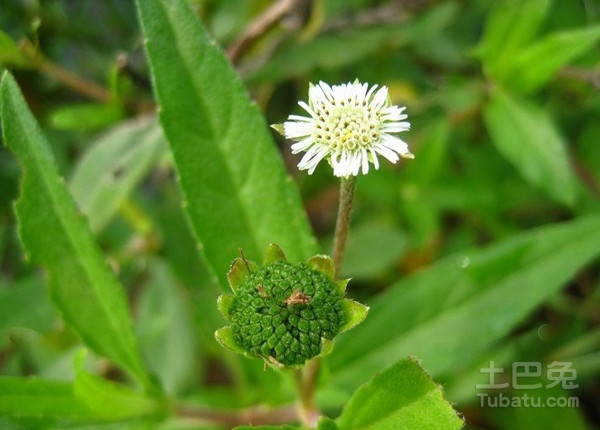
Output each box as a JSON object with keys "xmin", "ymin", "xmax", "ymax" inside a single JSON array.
[
  {"xmin": 0, "ymin": 72, "xmax": 152, "ymax": 390},
  {"xmin": 136, "ymin": 0, "xmax": 316, "ymax": 289},
  {"xmin": 484, "ymin": 88, "xmax": 575, "ymax": 206},
  {"xmin": 508, "ymin": 25, "xmax": 600, "ymax": 93},
  {"xmin": 70, "ymin": 117, "xmax": 166, "ymax": 233},
  {"xmin": 331, "ymin": 215, "xmax": 600, "ymax": 390},
  {"xmin": 475, "ymin": 0, "xmax": 552, "ymax": 79}
]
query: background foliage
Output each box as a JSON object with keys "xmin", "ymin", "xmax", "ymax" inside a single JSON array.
[{"xmin": 1, "ymin": 0, "xmax": 600, "ymax": 429}]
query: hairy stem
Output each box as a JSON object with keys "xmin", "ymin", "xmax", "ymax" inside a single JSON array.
[
  {"xmin": 332, "ymin": 175, "xmax": 357, "ymax": 277},
  {"xmin": 294, "ymin": 363, "xmax": 321, "ymax": 427}
]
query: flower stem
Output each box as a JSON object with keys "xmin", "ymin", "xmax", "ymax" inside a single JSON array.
[
  {"xmin": 332, "ymin": 175, "xmax": 357, "ymax": 277},
  {"xmin": 294, "ymin": 364, "xmax": 320, "ymax": 427}
]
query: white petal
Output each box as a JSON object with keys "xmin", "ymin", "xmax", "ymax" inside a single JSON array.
[
  {"xmin": 361, "ymin": 148, "xmax": 369, "ymax": 174},
  {"xmin": 284, "ymin": 122, "xmax": 314, "ymax": 139},
  {"xmin": 380, "ymin": 134, "xmax": 410, "ymax": 155},
  {"xmin": 368, "ymin": 148, "xmax": 380, "ymax": 170},
  {"xmin": 288, "ymin": 114, "xmax": 313, "ymax": 122},
  {"xmin": 298, "ymin": 101, "xmax": 318, "ymax": 119},
  {"xmin": 371, "ymin": 86, "xmax": 389, "ymax": 109},
  {"xmin": 290, "ymin": 136, "xmax": 315, "ymax": 153},
  {"xmin": 381, "ymin": 122, "xmax": 410, "ymax": 133},
  {"xmin": 366, "ymin": 84, "xmax": 379, "ymax": 101},
  {"xmin": 373, "ymin": 143, "xmax": 400, "ymax": 164}
]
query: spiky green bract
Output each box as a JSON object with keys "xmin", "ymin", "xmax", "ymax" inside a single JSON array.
[{"xmin": 216, "ymin": 244, "xmax": 368, "ymax": 368}]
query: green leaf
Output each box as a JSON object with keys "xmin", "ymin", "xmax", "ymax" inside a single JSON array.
[
  {"xmin": 73, "ymin": 351, "xmax": 165, "ymax": 421},
  {"xmin": 339, "ymin": 222, "xmax": 406, "ymax": 279},
  {"xmin": 318, "ymin": 417, "xmax": 339, "ymax": 430},
  {"xmin": 0, "ymin": 276, "xmax": 57, "ymax": 336},
  {"xmin": 0, "ymin": 30, "xmax": 29, "ymax": 68},
  {"xmin": 488, "ymin": 386, "xmax": 587, "ymax": 430},
  {"xmin": 50, "ymin": 102, "xmax": 125, "ymax": 132},
  {"xmin": 136, "ymin": 0, "xmax": 316, "ymax": 289},
  {"xmin": 336, "ymin": 358, "xmax": 463, "ymax": 430},
  {"xmin": 0, "ymin": 377, "xmax": 94, "ymax": 422},
  {"xmin": 0, "ymin": 72, "xmax": 152, "ymax": 391},
  {"xmin": 483, "ymin": 88, "xmax": 576, "ymax": 206},
  {"xmin": 330, "ymin": 215, "xmax": 600, "ymax": 390},
  {"xmin": 475, "ymin": 0, "xmax": 552, "ymax": 80},
  {"xmin": 70, "ymin": 117, "xmax": 166, "ymax": 233},
  {"xmin": 215, "ymin": 326, "xmax": 252, "ymax": 358},
  {"xmin": 339, "ymin": 300, "xmax": 369, "ymax": 334},
  {"xmin": 507, "ymin": 25, "xmax": 600, "ymax": 93},
  {"xmin": 135, "ymin": 259, "xmax": 199, "ymax": 395}
]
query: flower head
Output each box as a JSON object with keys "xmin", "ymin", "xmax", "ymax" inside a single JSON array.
[
  {"xmin": 215, "ymin": 244, "xmax": 369, "ymax": 369},
  {"xmin": 275, "ymin": 81, "xmax": 412, "ymax": 177}
]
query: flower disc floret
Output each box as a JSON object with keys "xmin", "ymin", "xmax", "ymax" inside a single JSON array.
[
  {"xmin": 227, "ymin": 261, "xmax": 345, "ymax": 366},
  {"xmin": 279, "ymin": 80, "xmax": 413, "ymax": 177}
]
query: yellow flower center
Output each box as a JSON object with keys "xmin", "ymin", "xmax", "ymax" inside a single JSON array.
[{"xmin": 313, "ymin": 102, "xmax": 381, "ymax": 152}]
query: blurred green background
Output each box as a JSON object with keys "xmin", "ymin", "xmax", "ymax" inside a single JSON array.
[{"xmin": 1, "ymin": 0, "xmax": 600, "ymax": 428}]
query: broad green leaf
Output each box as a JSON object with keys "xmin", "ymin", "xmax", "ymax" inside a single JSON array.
[
  {"xmin": 337, "ymin": 359, "xmax": 463, "ymax": 430},
  {"xmin": 0, "ymin": 377, "xmax": 94, "ymax": 421},
  {"xmin": 0, "ymin": 30, "xmax": 29, "ymax": 68},
  {"xmin": 507, "ymin": 25, "xmax": 600, "ymax": 93},
  {"xmin": 474, "ymin": 0, "xmax": 552, "ymax": 79},
  {"xmin": 484, "ymin": 88, "xmax": 575, "ymax": 206},
  {"xmin": 74, "ymin": 351, "xmax": 165, "ymax": 421},
  {"xmin": 330, "ymin": 215, "xmax": 600, "ymax": 390},
  {"xmin": 136, "ymin": 0, "xmax": 316, "ymax": 289},
  {"xmin": 0, "ymin": 72, "xmax": 152, "ymax": 391},
  {"xmin": 70, "ymin": 117, "xmax": 166, "ymax": 233}
]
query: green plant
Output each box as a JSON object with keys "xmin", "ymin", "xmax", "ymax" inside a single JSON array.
[{"xmin": 1, "ymin": 1, "xmax": 600, "ymax": 429}]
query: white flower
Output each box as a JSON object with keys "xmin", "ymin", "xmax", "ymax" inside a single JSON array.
[{"xmin": 278, "ymin": 81, "xmax": 412, "ymax": 177}]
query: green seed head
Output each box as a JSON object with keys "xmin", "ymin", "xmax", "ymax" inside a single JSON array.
[
  {"xmin": 229, "ymin": 261, "xmax": 345, "ymax": 366},
  {"xmin": 216, "ymin": 244, "xmax": 369, "ymax": 369}
]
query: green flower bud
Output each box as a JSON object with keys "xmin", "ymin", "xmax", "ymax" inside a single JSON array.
[{"xmin": 215, "ymin": 244, "xmax": 368, "ymax": 368}]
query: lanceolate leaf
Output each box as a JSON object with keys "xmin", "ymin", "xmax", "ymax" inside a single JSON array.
[
  {"xmin": 507, "ymin": 25, "xmax": 600, "ymax": 93},
  {"xmin": 484, "ymin": 88, "xmax": 576, "ymax": 206},
  {"xmin": 0, "ymin": 72, "xmax": 152, "ymax": 391},
  {"xmin": 474, "ymin": 0, "xmax": 552, "ymax": 80},
  {"xmin": 136, "ymin": 0, "xmax": 316, "ymax": 288},
  {"xmin": 70, "ymin": 117, "xmax": 166, "ymax": 233},
  {"xmin": 330, "ymin": 215, "xmax": 600, "ymax": 390},
  {"xmin": 337, "ymin": 359, "xmax": 463, "ymax": 430}
]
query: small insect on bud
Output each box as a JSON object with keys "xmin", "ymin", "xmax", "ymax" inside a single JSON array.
[
  {"xmin": 283, "ymin": 289, "xmax": 312, "ymax": 306},
  {"xmin": 256, "ymin": 284, "xmax": 269, "ymax": 298}
]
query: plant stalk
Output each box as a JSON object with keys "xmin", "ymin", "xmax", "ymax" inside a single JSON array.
[
  {"xmin": 332, "ymin": 175, "xmax": 357, "ymax": 278},
  {"xmin": 294, "ymin": 364, "xmax": 320, "ymax": 427}
]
